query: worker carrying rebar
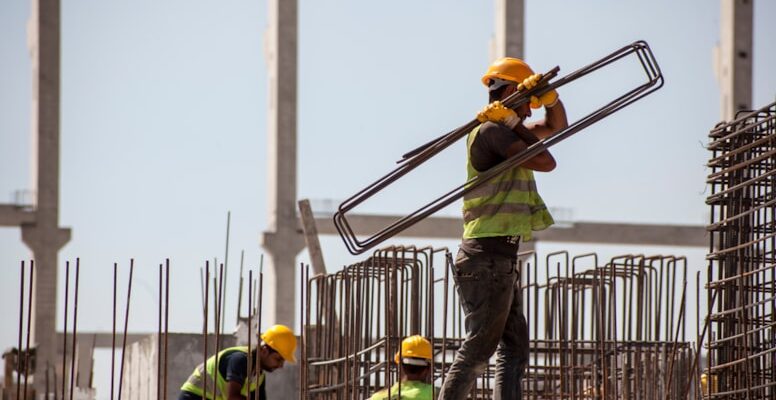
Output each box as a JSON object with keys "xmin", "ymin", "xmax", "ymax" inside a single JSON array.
[
  {"xmin": 178, "ymin": 324, "xmax": 297, "ymax": 400},
  {"xmin": 438, "ymin": 57, "xmax": 568, "ymax": 400},
  {"xmin": 370, "ymin": 335, "xmax": 436, "ymax": 400}
]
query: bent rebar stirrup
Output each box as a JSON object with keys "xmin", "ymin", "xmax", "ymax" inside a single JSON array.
[{"xmin": 334, "ymin": 40, "xmax": 664, "ymax": 255}]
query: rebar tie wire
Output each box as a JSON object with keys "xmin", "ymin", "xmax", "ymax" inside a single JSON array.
[{"xmin": 333, "ymin": 40, "xmax": 664, "ymax": 255}]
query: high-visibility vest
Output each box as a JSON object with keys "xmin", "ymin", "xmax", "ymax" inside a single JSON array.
[
  {"xmin": 180, "ymin": 346, "xmax": 264, "ymax": 400},
  {"xmin": 369, "ymin": 381, "xmax": 435, "ymax": 400},
  {"xmin": 462, "ymin": 124, "xmax": 554, "ymax": 240}
]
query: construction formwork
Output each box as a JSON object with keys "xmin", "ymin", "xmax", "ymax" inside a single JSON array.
[
  {"xmin": 300, "ymin": 246, "xmax": 698, "ymax": 399},
  {"xmin": 705, "ymin": 101, "xmax": 776, "ymax": 399}
]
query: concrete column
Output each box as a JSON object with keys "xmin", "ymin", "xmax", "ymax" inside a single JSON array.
[
  {"xmin": 491, "ymin": 0, "xmax": 525, "ymax": 60},
  {"xmin": 260, "ymin": 0, "xmax": 305, "ymax": 329},
  {"xmin": 717, "ymin": 0, "xmax": 753, "ymax": 120},
  {"xmin": 22, "ymin": 0, "xmax": 71, "ymax": 394}
]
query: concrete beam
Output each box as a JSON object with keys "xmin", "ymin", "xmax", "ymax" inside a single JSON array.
[
  {"xmin": 0, "ymin": 204, "xmax": 36, "ymax": 226},
  {"xmin": 532, "ymin": 221, "xmax": 708, "ymax": 247},
  {"xmin": 312, "ymin": 214, "xmax": 708, "ymax": 248}
]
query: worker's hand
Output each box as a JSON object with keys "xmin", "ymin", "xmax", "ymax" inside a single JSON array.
[
  {"xmin": 518, "ymin": 73, "xmax": 559, "ymax": 109},
  {"xmin": 476, "ymin": 101, "xmax": 521, "ymax": 129}
]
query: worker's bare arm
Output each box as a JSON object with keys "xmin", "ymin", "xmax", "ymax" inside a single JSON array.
[
  {"xmin": 474, "ymin": 122, "xmax": 556, "ymax": 173},
  {"xmin": 226, "ymin": 381, "xmax": 247, "ymax": 400},
  {"xmin": 505, "ymin": 134, "xmax": 556, "ymax": 172},
  {"xmin": 525, "ymin": 99, "xmax": 568, "ymax": 139}
]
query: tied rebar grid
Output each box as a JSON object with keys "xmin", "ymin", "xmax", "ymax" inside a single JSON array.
[
  {"xmin": 302, "ymin": 246, "xmax": 445, "ymax": 400},
  {"xmin": 300, "ymin": 246, "xmax": 697, "ymax": 399},
  {"xmin": 520, "ymin": 252, "xmax": 696, "ymax": 400},
  {"xmin": 705, "ymin": 101, "xmax": 776, "ymax": 399}
]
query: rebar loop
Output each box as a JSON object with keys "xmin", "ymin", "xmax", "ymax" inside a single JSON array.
[
  {"xmin": 705, "ymin": 101, "xmax": 776, "ymax": 399},
  {"xmin": 333, "ymin": 40, "xmax": 664, "ymax": 255},
  {"xmin": 300, "ymin": 247, "xmax": 695, "ymax": 399}
]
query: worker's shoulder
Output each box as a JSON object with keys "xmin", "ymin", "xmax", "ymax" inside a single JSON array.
[
  {"xmin": 477, "ymin": 121, "xmax": 513, "ymax": 138},
  {"xmin": 478, "ymin": 120, "xmax": 503, "ymax": 132}
]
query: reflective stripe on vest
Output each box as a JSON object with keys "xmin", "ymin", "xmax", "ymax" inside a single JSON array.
[
  {"xmin": 369, "ymin": 381, "xmax": 435, "ymax": 400},
  {"xmin": 180, "ymin": 346, "xmax": 264, "ymax": 400},
  {"xmin": 462, "ymin": 124, "xmax": 554, "ymax": 240}
]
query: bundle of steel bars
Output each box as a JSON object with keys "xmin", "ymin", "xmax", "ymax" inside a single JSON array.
[
  {"xmin": 705, "ymin": 101, "xmax": 776, "ymax": 399},
  {"xmin": 300, "ymin": 246, "xmax": 698, "ymax": 399}
]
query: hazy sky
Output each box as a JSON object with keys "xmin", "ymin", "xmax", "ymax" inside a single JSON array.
[{"xmin": 1, "ymin": 0, "xmax": 775, "ymax": 397}]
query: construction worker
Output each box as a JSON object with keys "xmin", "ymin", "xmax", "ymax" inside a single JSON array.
[
  {"xmin": 370, "ymin": 335, "xmax": 436, "ymax": 400},
  {"xmin": 178, "ymin": 324, "xmax": 297, "ymax": 400},
  {"xmin": 438, "ymin": 57, "xmax": 567, "ymax": 400}
]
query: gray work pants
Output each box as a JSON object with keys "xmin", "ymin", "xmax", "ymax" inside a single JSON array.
[{"xmin": 438, "ymin": 250, "xmax": 529, "ymax": 400}]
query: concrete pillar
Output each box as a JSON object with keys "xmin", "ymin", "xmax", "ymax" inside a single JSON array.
[
  {"xmin": 491, "ymin": 0, "xmax": 525, "ymax": 60},
  {"xmin": 717, "ymin": 0, "xmax": 753, "ymax": 120},
  {"xmin": 22, "ymin": 0, "xmax": 71, "ymax": 394},
  {"xmin": 260, "ymin": 0, "xmax": 305, "ymax": 329}
]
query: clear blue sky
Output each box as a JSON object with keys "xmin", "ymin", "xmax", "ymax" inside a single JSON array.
[{"xmin": 1, "ymin": 0, "xmax": 775, "ymax": 397}]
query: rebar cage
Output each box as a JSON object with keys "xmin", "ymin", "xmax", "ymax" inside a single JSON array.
[
  {"xmin": 300, "ymin": 246, "xmax": 698, "ymax": 399},
  {"xmin": 705, "ymin": 100, "xmax": 776, "ymax": 399}
]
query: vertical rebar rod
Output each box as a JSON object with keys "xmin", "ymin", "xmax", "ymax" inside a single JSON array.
[
  {"xmin": 237, "ymin": 250, "xmax": 245, "ymax": 324},
  {"xmin": 223, "ymin": 211, "xmax": 231, "ymax": 333},
  {"xmin": 213, "ymin": 263, "xmax": 224, "ymax": 400},
  {"xmin": 299, "ymin": 263, "xmax": 305, "ymax": 399},
  {"xmin": 157, "ymin": 263, "xmax": 163, "ymax": 400},
  {"xmin": 203, "ymin": 262, "xmax": 209, "ymax": 399},
  {"xmin": 247, "ymin": 270, "xmax": 253, "ymax": 385},
  {"xmin": 255, "ymin": 256, "xmax": 264, "ymax": 392},
  {"xmin": 110, "ymin": 263, "xmax": 117, "ymax": 400},
  {"xmin": 23, "ymin": 260, "xmax": 34, "ymax": 400},
  {"xmin": 164, "ymin": 258, "xmax": 170, "ymax": 400},
  {"xmin": 61, "ymin": 261, "xmax": 70, "ymax": 400},
  {"xmin": 69, "ymin": 259, "xmax": 80, "ymax": 400},
  {"xmin": 17, "ymin": 260, "xmax": 26, "ymax": 400},
  {"xmin": 117, "ymin": 259, "xmax": 134, "ymax": 400}
]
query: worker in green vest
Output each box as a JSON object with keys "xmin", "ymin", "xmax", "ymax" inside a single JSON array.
[
  {"xmin": 370, "ymin": 335, "xmax": 436, "ymax": 400},
  {"xmin": 178, "ymin": 324, "xmax": 297, "ymax": 400},
  {"xmin": 438, "ymin": 57, "xmax": 568, "ymax": 400}
]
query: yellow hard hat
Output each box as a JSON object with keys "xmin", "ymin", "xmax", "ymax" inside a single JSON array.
[
  {"xmin": 261, "ymin": 324, "xmax": 297, "ymax": 363},
  {"xmin": 481, "ymin": 57, "xmax": 535, "ymax": 87},
  {"xmin": 393, "ymin": 335, "xmax": 432, "ymax": 366}
]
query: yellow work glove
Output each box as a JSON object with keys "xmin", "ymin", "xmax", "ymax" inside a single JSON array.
[
  {"xmin": 518, "ymin": 73, "xmax": 559, "ymax": 109},
  {"xmin": 476, "ymin": 101, "xmax": 521, "ymax": 129}
]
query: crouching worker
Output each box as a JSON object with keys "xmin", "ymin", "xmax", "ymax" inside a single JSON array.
[
  {"xmin": 179, "ymin": 324, "xmax": 297, "ymax": 400},
  {"xmin": 370, "ymin": 335, "xmax": 436, "ymax": 400}
]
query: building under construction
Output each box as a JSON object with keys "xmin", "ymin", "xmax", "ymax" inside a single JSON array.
[{"xmin": 1, "ymin": 0, "xmax": 773, "ymax": 399}]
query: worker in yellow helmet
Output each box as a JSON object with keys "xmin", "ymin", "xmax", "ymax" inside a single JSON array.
[
  {"xmin": 179, "ymin": 324, "xmax": 297, "ymax": 400},
  {"xmin": 439, "ymin": 57, "xmax": 568, "ymax": 400},
  {"xmin": 370, "ymin": 335, "xmax": 436, "ymax": 400}
]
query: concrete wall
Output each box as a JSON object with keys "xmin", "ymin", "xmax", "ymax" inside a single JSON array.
[
  {"xmin": 120, "ymin": 333, "xmax": 299, "ymax": 399},
  {"xmin": 121, "ymin": 333, "xmax": 235, "ymax": 400}
]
